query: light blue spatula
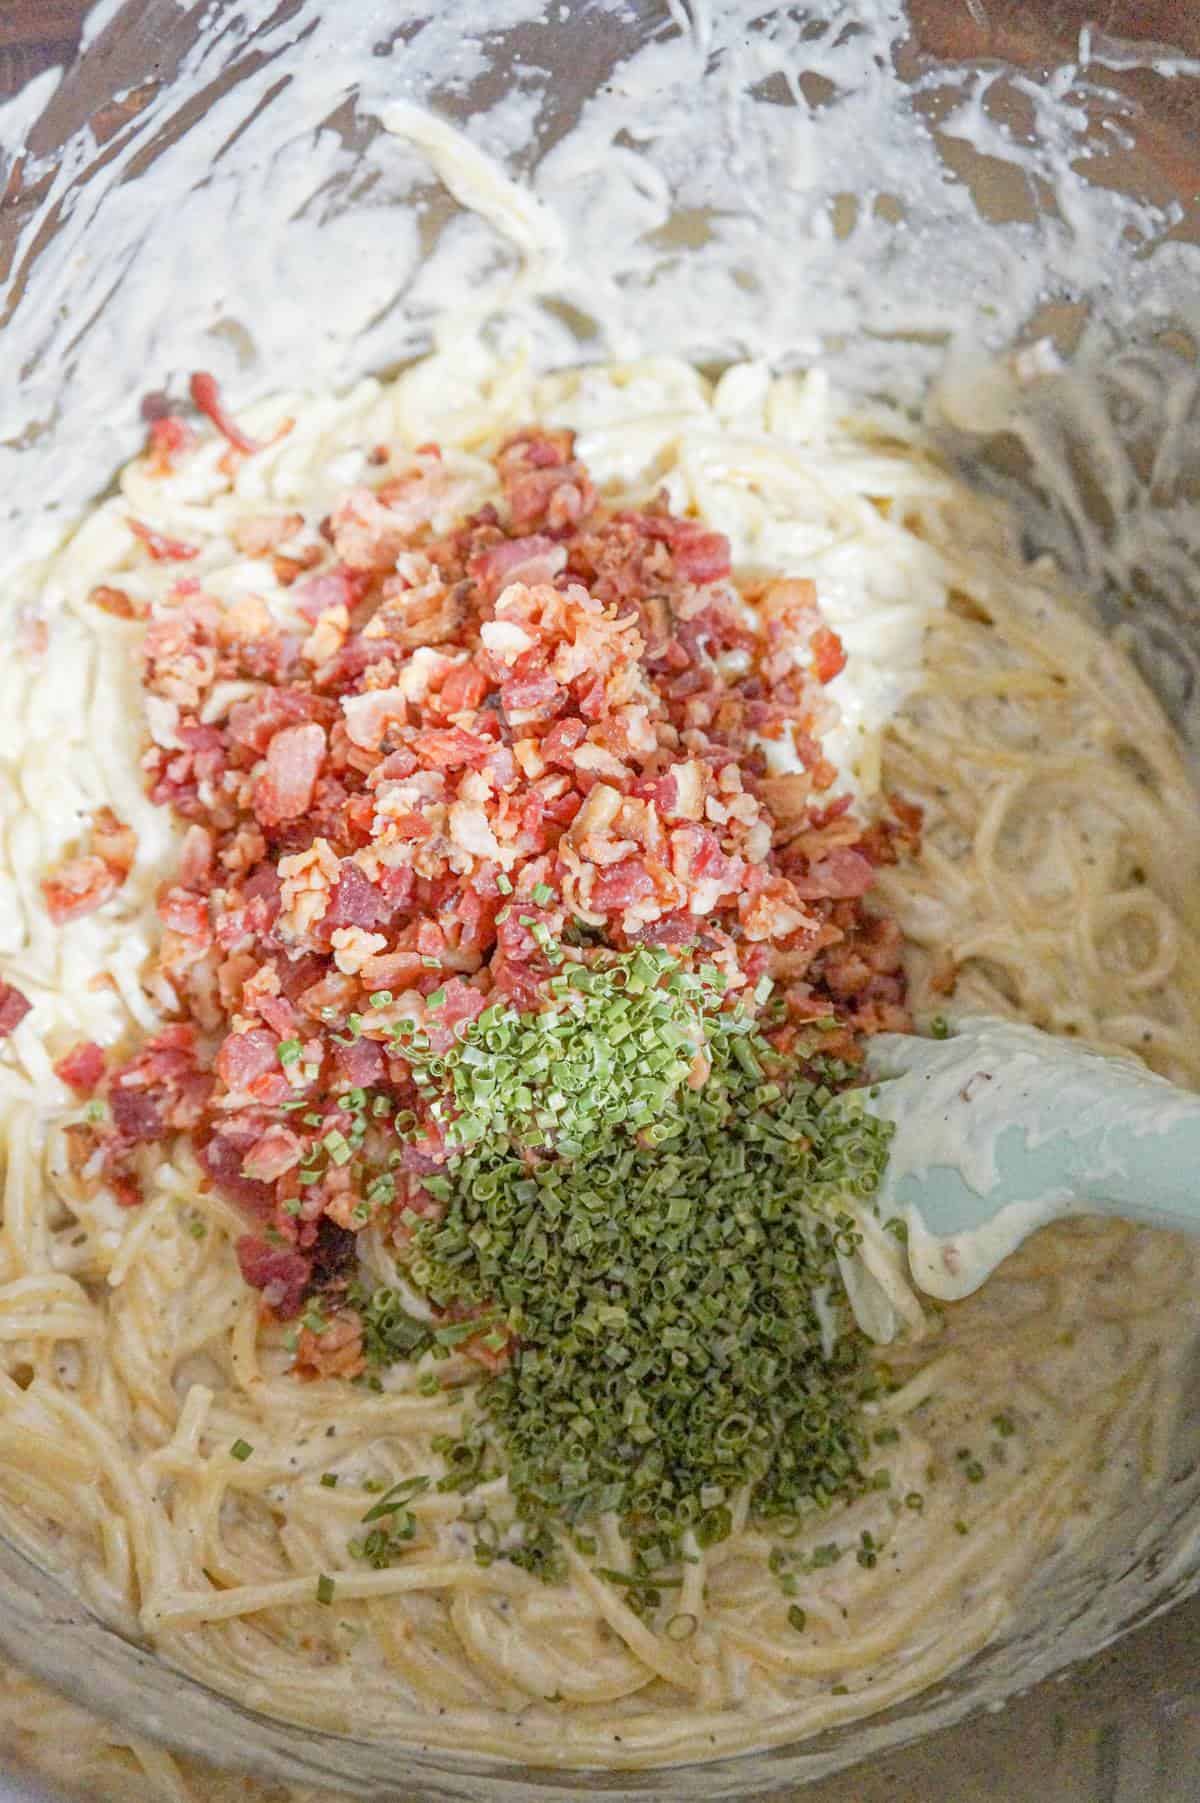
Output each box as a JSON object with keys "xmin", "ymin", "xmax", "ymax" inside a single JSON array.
[{"xmin": 858, "ymin": 1017, "xmax": 1200, "ymax": 1301}]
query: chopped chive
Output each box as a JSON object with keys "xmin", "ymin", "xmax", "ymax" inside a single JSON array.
[
  {"xmin": 315, "ymin": 1573, "xmax": 335, "ymax": 1606},
  {"xmin": 230, "ymin": 1439, "xmax": 253, "ymax": 1462}
]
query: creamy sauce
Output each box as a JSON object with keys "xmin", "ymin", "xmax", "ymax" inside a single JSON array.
[{"xmin": 3, "ymin": 0, "xmax": 1199, "ymax": 579}]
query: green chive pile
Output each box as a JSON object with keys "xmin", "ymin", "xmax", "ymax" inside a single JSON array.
[{"xmin": 349, "ymin": 950, "xmax": 896, "ymax": 1590}]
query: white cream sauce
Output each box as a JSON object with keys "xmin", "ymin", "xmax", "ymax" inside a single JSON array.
[{"xmin": 1, "ymin": 0, "xmax": 1199, "ymax": 589}]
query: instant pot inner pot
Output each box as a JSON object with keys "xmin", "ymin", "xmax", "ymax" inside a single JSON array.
[{"xmin": 1, "ymin": 2, "xmax": 1200, "ymax": 1798}]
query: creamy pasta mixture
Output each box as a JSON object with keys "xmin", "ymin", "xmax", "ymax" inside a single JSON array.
[{"xmin": 0, "ymin": 352, "xmax": 1198, "ymax": 1786}]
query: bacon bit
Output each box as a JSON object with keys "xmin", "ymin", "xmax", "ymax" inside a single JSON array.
[
  {"xmin": 469, "ymin": 534, "xmax": 565, "ymax": 599},
  {"xmin": 54, "ymin": 1041, "xmax": 106, "ymax": 1093},
  {"xmin": 462, "ymin": 1324, "xmax": 515, "ymax": 1375},
  {"xmin": 410, "ymin": 726, "xmax": 492, "ymax": 770},
  {"xmin": 201, "ymin": 1128, "xmax": 275, "ymax": 1212},
  {"xmin": 231, "ymin": 513, "xmax": 304, "ymax": 558},
  {"xmin": 0, "ymin": 981, "xmax": 32, "ymax": 1039},
  {"xmin": 110, "ymin": 1171, "xmax": 145, "ymax": 1209},
  {"xmin": 632, "ymin": 512, "xmax": 732, "ymax": 585},
  {"xmin": 498, "ymin": 429, "xmax": 597, "ymax": 534},
  {"xmin": 215, "ymin": 1027, "xmax": 280, "ymax": 1095},
  {"xmin": 439, "ymin": 662, "xmax": 490, "ymax": 714},
  {"xmin": 273, "ymin": 545, "xmax": 323, "ymax": 587},
  {"xmin": 886, "ymin": 792, "xmax": 924, "ymax": 854},
  {"xmin": 242, "ymin": 1125, "xmax": 304, "ymax": 1183},
  {"xmin": 790, "ymin": 847, "xmax": 875, "ymax": 901},
  {"xmin": 146, "ymin": 415, "xmax": 196, "ymax": 476},
  {"xmin": 189, "ymin": 370, "xmax": 262, "ymax": 456},
  {"xmin": 811, "ymin": 625, "xmax": 847, "ymax": 685},
  {"xmin": 293, "ymin": 566, "xmax": 362, "ymax": 623},
  {"xmin": 109, "ymin": 1084, "xmax": 166, "ymax": 1142},
  {"xmin": 94, "ymin": 420, "xmax": 912, "ymax": 1335},
  {"xmin": 334, "ymin": 1036, "xmax": 386, "ymax": 1088},
  {"xmin": 91, "ymin": 807, "xmax": 137, "ymax": 881},
  {"xmin": 127, "ymin": 518, "xmax": 200, "ymax": 562},
  {"xmin": 292, "ymin": 1312, "xmax": 365, "ymax": 1380},
  {"xmin": 929, "ymin": 955, "xmax": 960, "ymax": 996},
  {"xmin": 89, "ymin": 584, "xmax": 144, "ymax": 620},
  {"xmin": 326, "ymin": 861, "xmax": 390, "ymax": 930},
  {"xmin": 42, "ymin": 857, "xmax": 120, "ymax": 925},
  {"xmin": 254, "ymin": 722, "xmax": 328, "ymax": 826},
  {"xmin": 41, "ymin": 807, "xmax": 136, "ymax": 925},
  {"xmin": 236, "ymin": 1235, "xmax": 311, "ymax": 1317}
]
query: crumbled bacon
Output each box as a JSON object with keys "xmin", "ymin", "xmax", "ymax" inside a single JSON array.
[
  {"xmin": 146, "ymin": 415, "xmax": 196, "ymax": 476},
  {"xmin": 236, "ymin": 1235, "xmax": 311, "ymax": 1317},
  {"xmin": 40, "ymin": 807, "xmax": 136, "ymax": 924},
  {"xmin": 189, "ymin": 371, "xmax": 261, "ymax": 456},
  {"xmin": 90, "ymin": 585, "xmax": 145, "ymax": 620},
  {"xmin": 254, "ymin": 722, "xmax": 327, "ymax": 826},
  {"xmin": 128, "ymin": 518, "xmax": 199, "ymax": 562},
  {"xmin": 93, "ymin": 404, "xmax": 918, "ymax": 1335},
  {"xmin": 91, "ymin": 807, "xmax": 137, "ymax": 881},
  {"xmin": 292, "ymin": 1311, "xmax": 365, "ymax": 1380},
  {"xmin": 42, "ymin": 856, "xmax": 120, "ymax": 925},
  {"xmin": 790, "ymin": 847, "xmax": 875, "ymax": 900},
  {"xmin": 0, "ymin": 982, "xmax": 32, "ymax": 1039},
  {"xmin": 54, "ymin": 1041, "xmax": 106, "ymax": 1093}
]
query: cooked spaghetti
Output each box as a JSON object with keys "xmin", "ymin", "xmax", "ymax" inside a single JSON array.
[{"xmin": 0, "ymin": 353, "xmax": 1198, "ymax": 1778}]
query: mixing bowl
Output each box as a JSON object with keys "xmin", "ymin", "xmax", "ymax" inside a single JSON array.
[{"xmin": 2, "ymin": 2, "xmax": 1200, "ymax": 1797}]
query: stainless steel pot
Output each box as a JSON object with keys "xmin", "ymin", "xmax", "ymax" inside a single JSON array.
[{"xmin": 1, "ymin": 3, "xmax": 1199, "ymax": 1797}]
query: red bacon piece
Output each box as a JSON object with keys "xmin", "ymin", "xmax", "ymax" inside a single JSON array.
[
  {"xmin": 0, "ymin": 981, "xmax": 32, "ymax": 1039},
  {"xmin": 90, "ymin": 585, "xmax": 143, "ymax": 620},
  {"xmin": 501, "ymin": 671, "xmax": 562, "ymax": 715},
  {"xmin": 109, "ymin": 1084, "xmax": 167, "ymax": 1142},
  {"xmin": 590, "ymin": 858, "xmax": 658, "ymax": 913},
  {"xmin": 241, "ymin": 1125, "xmax": 304, "ymax": 1183},
  {"xmin": 293, "ymin": 566, "xmax": 363, "ymax": 623},
  {"xmin": 811, "ymin": 625, "xmax": 847, "ymax": 684},
  {"xmin": 215, "ymin": 1028, "xmax": 280, "ymax": 1094},
  {"xmin": 189, "ymin": 370, "xmax": 262, "ymax": 456},
  {"xmin": 146, "ymin": 415, "xmax": 196, "ymax": 475},
  {"xmin": 236, "ymin": 1235, "xmax": 311, "ymax": 1317},
  {"xmin": 468, "ymin": 533, "xmax": 562, "ymax": 598},
  {"xmin": 620, "ymin": 511, "xmax": 732, "ymax": 584},
  {"xmin": 438, "ymin": 662, "xmax": 490, "ymax": 713},
  {"xmin": 791, "ymin": 848, "xmax": 875, "ymax": 901},
  {"xmin": 323, "ymin": 861, "xmax": 387, "ymax": 931},
  {"xmin": 42, "ymin": 857, "xmax": 120, "ymax": 924},
  {"xmin": 333, "ymin": 1037, "xmax": 386, "ymax": 1088},
  {"xmin": 127, "ymin": 518, "xmax": 199, "ymax": 562},
  {"xmin": 410, "ymin": 727, "xmax": 492, "ymax": 769},
  {"xmin": 201, "ymin": 1126, "xmax": 275, "ymax": 1212},
  {"xmin": 254, "ymin": 722, "xmax": 327, "ymax": 826},
  {"xmin": 54, "ymin": 1041, "xmax": 105, "ymax": 1094}
]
